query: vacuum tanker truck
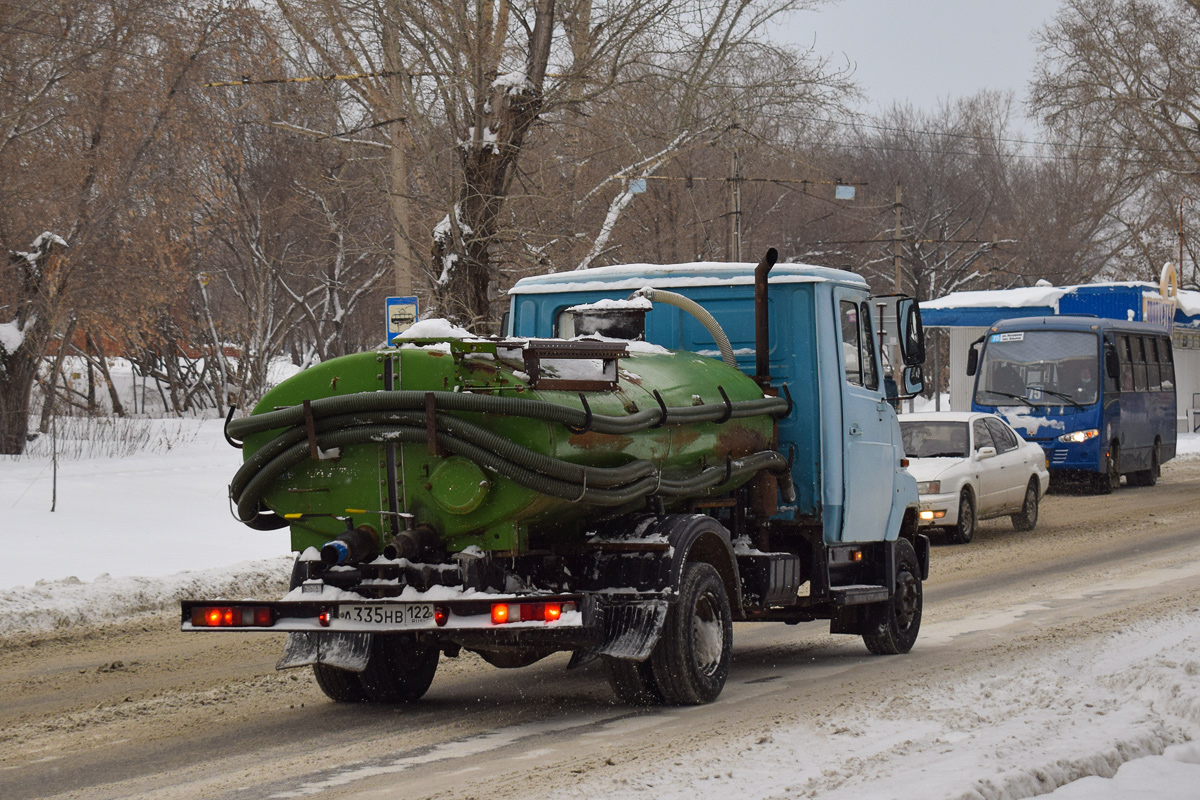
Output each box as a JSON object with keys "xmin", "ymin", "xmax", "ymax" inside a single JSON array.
[{"xmin": 182, "ymin": 249, "xmax": 930, "ymax": 705}]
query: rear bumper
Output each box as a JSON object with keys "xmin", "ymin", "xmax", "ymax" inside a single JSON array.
[{"xmin": 180, "ymin": 589, "xmax": 673, "ymax": 662}]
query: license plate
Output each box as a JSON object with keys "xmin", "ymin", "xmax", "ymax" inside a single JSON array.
[{"xmin": 338, "ymin": 604, "xmax": 435, "ymax": 627}]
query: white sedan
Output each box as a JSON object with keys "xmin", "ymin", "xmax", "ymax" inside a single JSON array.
[{"xmin": 899, "ymin": 412, "xmax": 1050, "ymax": 544}]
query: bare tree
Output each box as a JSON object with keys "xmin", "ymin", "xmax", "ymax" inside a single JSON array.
[
  {"xmin": 1031, "ymin": 0, "xmax": 1200, "ymax": 283},
  {"xmin": 268, "ymin": 0, "xmax": 845, "ymax": 328}
]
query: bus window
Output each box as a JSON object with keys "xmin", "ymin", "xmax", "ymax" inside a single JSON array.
[
  {"xmin": 1145, "ymin": 337, "xmax": 1161, "ymax": 391},
  {"xmin": 1103, "ymin": 337, "xmax": 1119, "ymax": 394},
  {"xmin": 1118, "ymin": 335, "xmax": 1134, "ymax": 391},
  {"xmin": 1161, "ymin": 337, "xmax": 1175, "ymax": 390},
  {"xmin": 1132, "ymin": 336, "xmax": 1147, "ymax": 392}
]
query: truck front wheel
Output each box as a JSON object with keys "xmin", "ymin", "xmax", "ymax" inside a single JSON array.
[
  {"xmin": 862, "ymin": 538, "xmax": 922, "ymax": 655},
  {"xmin": 649, "ymin": 561, "xmax": 733, "ymax": 705}
]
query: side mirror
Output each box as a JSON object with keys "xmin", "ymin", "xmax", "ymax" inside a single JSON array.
[
  {"xmin": 966, "ymin": 335, "xmax": 985, "ymax": 377},
  {"xmin": 901, "ymin": 364, "xmax": 924, "ymax": 395},
  {"xmin": 1105, "ymin": 346, "xmax": 1119, "ymax": 379},
  {"xmin": 975, "ymin": 446, "xmax": 997, "ymax": 460},
  {"xmin": 896, "ymin": 298, "xmax": 926, "ymax": 366}
]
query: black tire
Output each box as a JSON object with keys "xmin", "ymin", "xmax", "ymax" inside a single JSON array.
[
  {"xmin": 649, "ymin": 562, "xmax": 733, "ymax": 705},
  {"xmin": 357, "ymin": 634, "xmax": 440, "ymax": 703},
  {"xmin": 946, "ymin": 489, "xmax": 975, "ymax": 545},
  {"xmin": 1011, "ymin": 479, "xmax": 1040, "ymax": 531},
  {"xmin": 862, "ymin": 538, "xmax": 923, "ymax": 655},
  {"xmin": 312, "ymin": 663, "xmax": 368, "ymax": 703},
  {"xmin": 1093, "ymin": 443, "xmax": 1119, "ymax": 494},
  {"xmin": 603, "ymin": 656, "xmax": 664, "ymax": 705},
  {"xmin": 1128, "ymin": 441, "xmax": 1160, "ymax": 488}
]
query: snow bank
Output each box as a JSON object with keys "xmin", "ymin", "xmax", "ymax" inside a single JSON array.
[{"xmin": 0, "ymin": 557, "xmax": 291, "ymax": 638}]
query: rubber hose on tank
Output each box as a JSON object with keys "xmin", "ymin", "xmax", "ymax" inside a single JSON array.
[
  {"xmin": 233, "ymin": 421, "xmax": 788, "ymax": 522},
  {"xmin": 226, "ymin": 389, "xmax": 789, "ymax": 440},
  {"xmin": 234, "ymin": 425, "xmax": 668, "ymax": 521},
  {"xmin": 628, "ymin": 287, "xmax": 737, "ymax": 368},
  {"xmin": 228, "ymin": 409, "xmax": 660, "ymax": 505}
]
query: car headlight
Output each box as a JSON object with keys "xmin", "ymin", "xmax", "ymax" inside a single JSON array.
[
  {"xmin": 916, "ymin": 481, "xmax": 940, "ymax": 494},
  {"xmin": 1057, "ymin": 429, "xmax": 1099, "ymax": 443}
]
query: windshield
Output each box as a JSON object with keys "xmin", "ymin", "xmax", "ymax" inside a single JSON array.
[
  {"xmin": 900, "ymin": 421, "xmax": 969, "ymax": 458},
  {"xmin": 974, "ymin": 330, "xmax": 1100, "ymax": 407}
]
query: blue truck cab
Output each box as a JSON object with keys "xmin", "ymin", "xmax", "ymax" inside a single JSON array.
[{"xmin": 508, "ymin": 252, "xmax": 930, "ymax": 661}]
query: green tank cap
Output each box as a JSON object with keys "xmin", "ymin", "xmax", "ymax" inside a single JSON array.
[{"xmin": 428, "ymin": 456, "xmax": 492, "ymax": 515}]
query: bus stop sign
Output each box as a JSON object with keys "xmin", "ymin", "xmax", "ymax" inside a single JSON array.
[{"xmin": 386, "ymin": 296, "xmax": 418, "ymax": 344}]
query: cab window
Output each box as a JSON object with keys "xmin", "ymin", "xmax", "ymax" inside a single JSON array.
[{"xmin": 840, "ymin": 300, "xmax": 863, "ymax": 386}]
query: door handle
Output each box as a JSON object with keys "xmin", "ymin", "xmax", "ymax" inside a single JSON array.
[{"xmin": 849, "ymin": 423, "xmax": 862, "ymax": 436}]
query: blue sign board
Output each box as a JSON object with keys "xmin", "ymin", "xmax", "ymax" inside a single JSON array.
[{"xmin": 386, "ymin": 296, "xmax": 419, "ymax": 344}]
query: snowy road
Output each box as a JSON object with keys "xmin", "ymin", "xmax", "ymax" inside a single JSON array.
[{"xmin": 3, "ymin": 459, "xmax": 1199, "ymax": 799}]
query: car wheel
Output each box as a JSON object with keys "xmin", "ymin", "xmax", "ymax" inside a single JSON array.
[
  {"xmin": 947, "ymin": 488, "xmax": 975, "ymax": 545},
  {"xmin": 1010, "ymin": 479, "xmax": 1039, "ymax": 531}
]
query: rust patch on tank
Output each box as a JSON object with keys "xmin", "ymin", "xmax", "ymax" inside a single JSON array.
[
  {"xmin": 671, "ymin": 426, "xmax": 703, "ymax": 449},
  {"xmin": 568, "ymin": 431, "xmax": 636, "ymax": 451},
  {"xmin": 716, "ymin": 425, "xmax": 770, "ymax": 458}
]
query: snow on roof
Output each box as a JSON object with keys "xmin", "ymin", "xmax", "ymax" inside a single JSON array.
[
  {"xmin": 924, "ymin": 281, "xmax": 1200, "ymax": 318},
  {"xmin": 509, "ymin": 261, "xmax": 868, "ymax": 295},
  {"xmin": 922, "ymin": 286, "xmax": 1066, "ymax": 311}
]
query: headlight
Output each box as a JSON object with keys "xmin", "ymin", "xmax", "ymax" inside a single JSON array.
[
  {"xmin": 916, "ymin": 481, "xmax": 940, "ymax": 494},
  {"xmin": 1057, "ymin": 429, "xmax": 1099, "ymax": 443}
]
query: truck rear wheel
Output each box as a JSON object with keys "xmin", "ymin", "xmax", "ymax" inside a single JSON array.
[
  {"xmin": 603, "ymin": 656, "xmax": 663, "ymax": 705},
  {"xmin": 312, "ymin": 663, "xmax": 368, "ymax": 703},
  {"xmin": 862, "ymin": 538, "xmax": 922, "ymax": 655},
  {"xmin": 357, "ymin": 634, "xmax": 440, "ymax": 703},
  {"xmin": 649, "ymin": 561, "xmax": 732, "ymax": 705}
]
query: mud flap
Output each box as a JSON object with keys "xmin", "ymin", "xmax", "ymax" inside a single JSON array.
[
  {"xmin": 276, "ymin": 632, "xmax": 373, "ymax": 672},
  {"xmin": 566, "ymin": 599, "xmax": 669, "ymax": 669}
]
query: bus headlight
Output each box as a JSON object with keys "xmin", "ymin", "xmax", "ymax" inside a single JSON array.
[
  {"xmin": 1058, "ymin": 429, "xmax": 1099, "ymax": 443},
  {"xmin": 916, "ymin": 481, "xmax": 940, "ymax": 494}
]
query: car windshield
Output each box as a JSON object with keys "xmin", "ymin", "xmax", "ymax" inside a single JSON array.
[
  {"xmin": 900, "ymin": 421, "xmax": 969, "ymax": 458},
  {"xmin": 974, "ymin": 330, "xmax": 1100, "ymax": 407}
]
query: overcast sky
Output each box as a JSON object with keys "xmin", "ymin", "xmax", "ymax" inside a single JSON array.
[{"xmin": 779, "ymin": 0, "xmax": 1064, "ymax": 126}]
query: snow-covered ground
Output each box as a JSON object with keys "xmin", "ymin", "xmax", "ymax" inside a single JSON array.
[{"xmin": 2, "ymin": 422, "xmax": 1199, "ymax": 799}]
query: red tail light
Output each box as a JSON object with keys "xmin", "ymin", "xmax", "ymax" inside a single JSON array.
[
  {"xmin": 434, "ymin": 605, "xmax": 449, "ymax": 627},
  {"xmin": 190, "ymin": 606, "xmax": 274, "ymax": 628},
  {"xmin": 492, "ymin": 602, "xmax": 576, "ymax": 624}
]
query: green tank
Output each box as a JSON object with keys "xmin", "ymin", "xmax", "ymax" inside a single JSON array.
[{"xmin": 227, "ymin": 336, "xmax": 788, "ymax": 557}]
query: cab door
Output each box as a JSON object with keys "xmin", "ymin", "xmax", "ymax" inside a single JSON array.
[{"xmin": 836, "ymin": 292, "xmax": 895, "ymax": 542}]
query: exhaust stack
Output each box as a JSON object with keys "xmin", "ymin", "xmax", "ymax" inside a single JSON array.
[{"xmin": 754, "ymin": 248, "xmax": 779, "ymax": 388}]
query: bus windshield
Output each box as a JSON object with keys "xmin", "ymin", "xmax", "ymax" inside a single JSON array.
[{"xmin": 975, "ymin": 330, "xmax": 1100, "ymax": 407}]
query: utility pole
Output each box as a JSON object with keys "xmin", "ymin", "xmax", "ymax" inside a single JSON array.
[
  {"xmin": 729, "ymin": 146, "xmax": 742, "ymax": 261},
  {"xmin": 383, "ymin": 7, "xmax": 413, "ymax": 299},
  {"xmin": 893, "ymin": 181, "xmax": 903, "ymax": 291}
]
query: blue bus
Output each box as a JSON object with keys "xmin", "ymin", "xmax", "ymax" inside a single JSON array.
[{"xmin": 968, "ymin": 316, "xmax": 1176, "ymax": 493}]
